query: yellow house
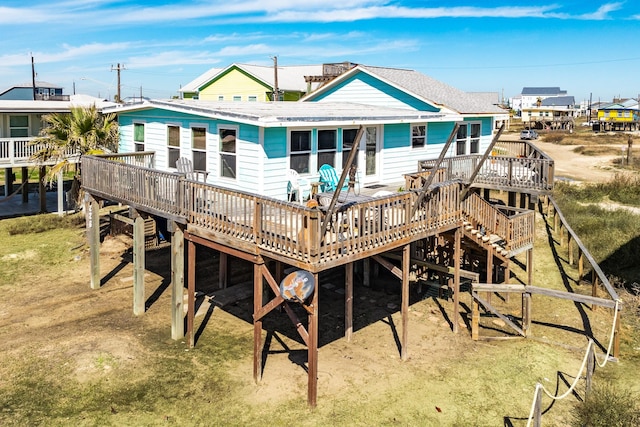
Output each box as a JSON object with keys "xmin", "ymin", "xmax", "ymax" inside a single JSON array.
[
  {"xmin": 597, "ymin": 100, "xmax": 639, "ymax": 123},
  {"xmin": 179, "ymin": 63, "xmax": 330, "ymax": 102}
]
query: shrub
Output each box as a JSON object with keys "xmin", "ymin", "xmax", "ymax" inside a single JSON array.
[
  {"xmin": 571, "ymin": 381, "xmax": 640, "ymax": 426},
  {"xmin": 5, "ymin": 213, "xmax": 84, "ymax": 235},
  {"xmin": 544, "ymin": 133, "xmax": 565, "ymax": 144}
]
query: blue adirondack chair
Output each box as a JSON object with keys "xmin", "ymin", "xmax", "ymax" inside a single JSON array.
[{"xmin": 318, "ymin": 164, "xmax": 349, "ymax": 192}]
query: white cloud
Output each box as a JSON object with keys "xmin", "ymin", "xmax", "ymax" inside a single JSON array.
[{"xmin": 0, "ymin": 2, "xmax": 629, "ymax": 27}]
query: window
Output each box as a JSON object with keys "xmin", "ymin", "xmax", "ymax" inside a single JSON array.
[
  {"xmin": 412, "ymin": 125, "xmax": 426, "ymax": 148},
  {"xmin": 9, "ymin": 115, "xmax": 29, "ymax": 138},
  {"xmin": 290, "ymin": 130, "xmax": 311, "ymax": 173},
  {"xmin": 192, "ymin": 127, "xmax": 207, "ymax": 171},
  {"xmin": 470, "ymin": 123, "xmax": 481, "ymax": 154},
  {"xmin": 456, "ymin": 123, "xmax": 481, "ymax": 155},
  {"xmin": 167, "ymin": 125, "xmax": 180, "ymax": 168},
  {"xmin": 248, "ymin": 96, "xmax": 257, "ymax": 102},
  {"xmin": 219, "ymin": 128, "xmax": 236, "ymax": 179},
  {"xmin": 341, "ymin": 128, "xmax": 359, "ymax": 169},
  {"xmin": 317, "ymin": 130, "xmax": 336, "ymax": 168},
  {"xmin": 133, "ymin": 123, "xmax": 145, "ymax": 152},
  {"xmin": 233, "ymin": 95, "xmax": 241, "ymax": 102},
  {"xmin": 218, "ymin": 95, "xmax": 224, "ymax": 101},
  {"xmin": 365, "ymin": 127, "xmax": 377, "ymax": 176},
  {"xmin": 456, "ymin": 124, "xmax": 467, "ymax": 155}
]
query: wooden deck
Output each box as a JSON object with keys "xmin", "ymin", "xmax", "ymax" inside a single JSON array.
[
  {"xmin": 416, "ymin": 140, "xmax": 554, "ymax": 194},
  {"xmin": 82, "ymin": 152, "xmax": 536, "ymax": 272}
]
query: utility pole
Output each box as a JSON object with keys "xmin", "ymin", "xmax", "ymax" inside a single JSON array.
[
  {"xmin": 111, "ymin": 63, "xmax": 126, "ymax": 103},
  {"xmin": 272, "ymin": 55, "xmax": 279, "ymax": 102},
  {"xmin": 31, "ymin": 54, "xmax": 37, "ymax": 100}
]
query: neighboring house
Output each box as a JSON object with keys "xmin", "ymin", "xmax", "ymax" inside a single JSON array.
[
  {"xmin": 0, "ymin": 81, "xmax": 68, "ymax": 101},
  {"xmin": 0, "ymin": 94, "xmax": 116, "ymax": 211},
  {"xmin": 110, "ymin": 65, "xmax": 506, "ymax": 201},
  {"xmin": 596, "ymin": 99, "xmax": 640, "ymax": 131},
  {"xmin": 178, "ymin": 62, "xmax": 355, "ymax": 102},
  {"xmin": 510, "ymin": 87, "xmax": 568, "ymax": 113},
  {"xmin": 521, "ymin": 96, "xmax": 577, "ymax": 130}
]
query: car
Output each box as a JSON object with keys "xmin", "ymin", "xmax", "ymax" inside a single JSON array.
[{"xmin": 520, "ymin": 129, "xmax": 538, "ymax": 140}]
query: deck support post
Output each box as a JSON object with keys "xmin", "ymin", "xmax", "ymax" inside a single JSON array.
[
  {"xmin": 253, "ymin": 262, "xmax": 264, "ymax": 384},
  {"xmin": 308, "ymin": 272, "xmax": 319, "ymax": 407},
  {"xmin": 363, "ymin": 258, "xmax": 370, "ymax": 288},
  {"xmin": 401, "ymin": 244, "xmax": 409, "ymax": 360},
  {"xmin": 504, "ymin": 260, "xmax": 511, "ymax": 303},
  {"xmin": 522, "ymin": 292, "xmax": 532, "ymax": 337},
  {"xmin": 170, "ymin": 221, "xmax": 185, "ymax": 340},
  {"xmin": 453, "ymin": 227, "xmax": 461, "ymax": 334},
  {"xmin": 527, "ymin": 248, "xmax": 534, "ymax": 287},
  {"xmin": 345, "ymin": 262, "xmax": 353, "ymax": 342},
  {"xmin": 187, "ymin": 240, "xmax": 196, "ymax": 348},
  {"xmin": 471, "ymin": 297, "xmax": 479, "ymax": 340},
  {"xmin": 133, "ymin": 214, "xmax": 146, "ymax": 316},
  {"xmin": 3, "ymin": 167, "xmax": 13, "ymax": 196},
  {"xmin": 219, "ymin": 252, "xmax": 228, "ymax": 289},
  {"xmin": 21, "ymin": 166, "xmax": 28, "ymax": 203},
  {"xmin": 486, "ymin": 245, "xmax": 493, "ymax": 305},
  {"xmin": 38, "ymin": 166, "xmax": 46, "ymax": 213},
  {"xmin": 85, "ymin": 193, "xmax": 101, "ymax": 290}
]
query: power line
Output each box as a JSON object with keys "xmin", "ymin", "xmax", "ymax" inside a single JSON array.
[{"xmin": 423, "ymin": 56, "xmax": 640, "ymax": 71}]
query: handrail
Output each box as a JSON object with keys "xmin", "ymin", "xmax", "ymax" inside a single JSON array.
[
  {"xmin": 546, "ymin": 195, "xmax": 619, "ymax": 302},
  {"xmin": 462, "ymin": 192, "xmax": 535, "ymax": 254}
]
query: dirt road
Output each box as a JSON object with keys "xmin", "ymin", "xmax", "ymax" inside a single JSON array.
[{"xmin": 501, "ymin": 133, "xmax": 624, "ymax": 183}]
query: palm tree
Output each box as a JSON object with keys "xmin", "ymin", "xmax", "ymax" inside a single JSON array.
[{"xmin": 31, "ymin": 104, "xmax": 119, "ymax": 206}]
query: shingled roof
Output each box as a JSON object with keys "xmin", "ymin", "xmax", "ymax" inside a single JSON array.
[{"xmin": 308, "ymin": 65, "xmax": 504, "ymax": 115}]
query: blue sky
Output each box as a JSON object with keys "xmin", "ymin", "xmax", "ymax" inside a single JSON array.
[{"xmin": 1, "ymin": 1, "xmax": 639, "ymax": 104}]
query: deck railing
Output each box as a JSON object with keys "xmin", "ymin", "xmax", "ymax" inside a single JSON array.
[
  {"xmin": 82, "ymin": 154, "xmax": 466, "ymax": 267},
  {"xmin": 0, "ymin": 137, "xmax": 78, "ymax": 167},
  {"xmin": 418, "ymin": 141, "xmax": 554, "ymax": 193},
  {"xmin": 83, "ymin": 155, "xmax": 185, "ymax": 220}
]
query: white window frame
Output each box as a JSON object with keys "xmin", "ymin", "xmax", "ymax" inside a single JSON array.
[
  {"xmin": 167, "ymin": 124, "xmax": 181, "ymax": 169},
  {"xmin": 289, "ymin": 129, "xmax": 312, "ymax": 174},
  {"xmin": 317, "ymin": 129, "xmax": 337, "ymax": 169},
  {"xmin": 133, "ymin": 122, "xmax": 145, "ymax": 152},
  {"xmin": 191, "ymin": 124, "xmax": 208, "ymax": 172},
  {"xmin": 219, "ymin": 125, "xmax": 238, "ymax": 180},
  {"xmin": 232, "ymin": 95, "xmax": 241, "ymax": 102},
  {"xmin": 9, "ymin": 115, "xmax": 29, "ymax": 138},
  {"xmin": 411, "ymin": 124, "xmax": 426, "ymax": 149}
]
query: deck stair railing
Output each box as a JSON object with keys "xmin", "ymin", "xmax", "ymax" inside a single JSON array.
[{"xmin": 462, "ymin": 192, "xmax": 535, "ymax": 257}]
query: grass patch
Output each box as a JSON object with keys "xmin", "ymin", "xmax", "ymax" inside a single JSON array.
[
  {"xmin": 554, "ymin": 175, "xmax": 640, "ymax": 286},
  {"xmin": 543, "ymin": 133, "xmax": 565, "ymax": 144}
]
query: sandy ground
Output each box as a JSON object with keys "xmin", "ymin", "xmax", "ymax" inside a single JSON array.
[{"xmin": 501, "ymin": 132, "xmax": 625, "ymax": 183}]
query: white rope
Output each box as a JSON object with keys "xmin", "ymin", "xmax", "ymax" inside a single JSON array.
[
  {"xmin": 595, "ymin": 299, "xmax": 620, "ymax": 368},
  {"xmin": 525, "ymin": 299, "xmax": 621, "ymax": 426}
]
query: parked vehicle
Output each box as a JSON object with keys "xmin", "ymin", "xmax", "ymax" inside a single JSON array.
[{"xmin": 520, "ymin": 129, "xmax": 539, "ymax": 140}]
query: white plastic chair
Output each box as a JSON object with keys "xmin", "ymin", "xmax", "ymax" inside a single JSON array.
[{"xmin": 286, "ymin": 169, "xmax": 311, "ymax": 203}]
